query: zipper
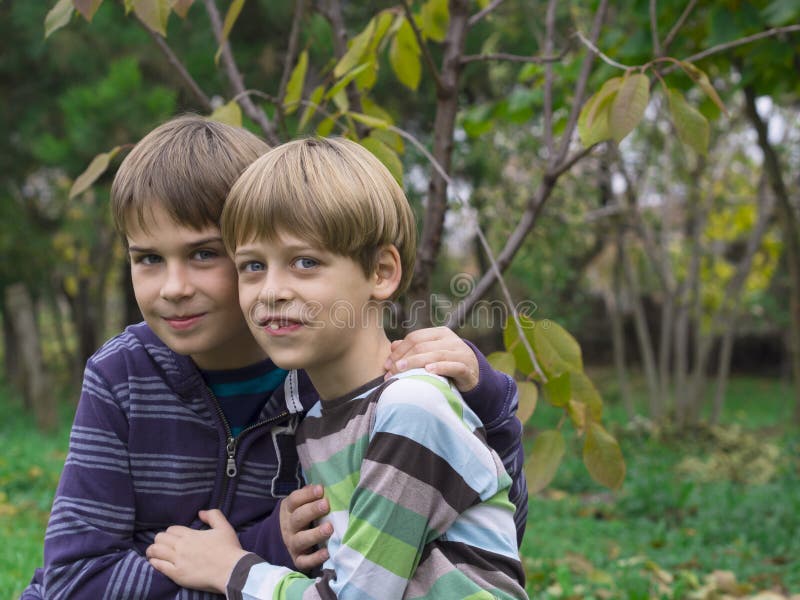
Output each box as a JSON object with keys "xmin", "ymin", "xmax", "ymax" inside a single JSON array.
[{"xmin": 207, "ymin": 386, "xmax": 291, "ymax": 509}]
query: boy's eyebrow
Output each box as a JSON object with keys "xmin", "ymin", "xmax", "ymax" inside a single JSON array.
[{"xmin": 128, "ymin": 236, "xmax": 224, "ymax": 253}]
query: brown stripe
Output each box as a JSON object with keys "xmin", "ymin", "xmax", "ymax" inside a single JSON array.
[
  {"xmin": 366, "ymin": 431, "xmax": 480, "ymax": 513},
  {"xmin": 226, "ymin": 553, "xmax": 264, "ymax": 599},
  {"xmin": 313, "ymin": 568, "xmax": 338, "ymax": 599},
  {"xmin": 428, "ymin": 540, "xmax": 526, "ymax": 587},
  {"xmin": 296, "ymin": 395, "xmax": 373, "ymax": 445}
]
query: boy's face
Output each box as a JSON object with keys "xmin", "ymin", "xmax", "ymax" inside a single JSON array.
[
  {"xmin": 234, "ymin": 231, "xmax": 381, "ymax": 374},
  {"xmin": 126, "ymin": 203, "xmax": 266, "ymax": 370}
]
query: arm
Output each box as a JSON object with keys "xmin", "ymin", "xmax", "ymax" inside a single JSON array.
[
  {"xmin": 42, "ymin": 362, "xmax": 219, "ymax": 600},
  {"xmin": 384, "ymin": 327, "xmax": 528, "ymax": 544}
]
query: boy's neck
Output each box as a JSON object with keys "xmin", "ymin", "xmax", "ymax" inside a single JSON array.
[{"xmin": 307, "ymin": 330, "xmax": 392, "ymax": 402}]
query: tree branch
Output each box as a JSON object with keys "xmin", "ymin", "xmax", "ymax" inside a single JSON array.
[
  {"xmin": 460, "ymin": 50, "xmax": 567, "ymax": 65},
  {"xmin": 276, "ymin": 0, "xmax": 306, "ymax": 108},
  {"xmin": 573, "ymin": 28, "xmax": 631, "ymax": 70},
  {"xmin": 202, "ymin": 0, "xmax": 281, "ymax": 145},
  {"xmin": 554, "ymin": 0, "xmax": 609, "ymax": 166},
  {"xmin": 400, "ymin": 0, "xmax": 443, "ymax": 90},
  {"xmin": 543, "ymin": 0, "xmax": 557, "ymax": 158},
  {"xmin": 136, "ymin": 16, "xmax": 213, "ymax": 111},
  {"xmin": 650, "ymin": 0, "xmax": 662, "ymax": 56},
  {"xmin": 467, "ymin": 0, "xmax": 505, "ymax": 28},
  {"xmin": 662, "ymin": 0, "xmax": 698, "ymax": 52}
]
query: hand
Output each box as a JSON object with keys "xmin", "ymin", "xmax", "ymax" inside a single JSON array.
[
  {"xmin": 280, "ymin": 484, "xmax": 333, "ymax": 571},
  {"xmin": 384, "ymin": 326, "xmax": 479, "ymax": 392},
  {"xmin": 146, "ymin": 509, "xmax": 249, "ymax": 593}
]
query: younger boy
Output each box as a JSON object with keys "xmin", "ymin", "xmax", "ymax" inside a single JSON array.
[
  {"xmin": 22, "ymin": 118, "xmax": 527, "ymax": 599},
  {"xmin": 146, "ymin": 137, "xmax": 528, "ymax": 598}
]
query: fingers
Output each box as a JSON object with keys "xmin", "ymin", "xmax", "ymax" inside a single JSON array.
[
  {"xmin": 294, "ymin": 545, "xmax": 331, "ymax": 572},
  {"xmin": 289, "ymin": 496, "xmax": 330, "ymax": 533},
  {"xmin": 148, "ymin": 557, "xmax": 175, "ymax": 577},
  {"xmin": 425, "ymin": 361, "xmax": 479, "ymax": 392},
  {"xmin": 198, "ymin": 509, "xmax": 230, "ymax": 530},
  {"xmin": 287, "ymin": 522, "xmax": 333, "ymax": 556},
  {"xmin": 284, "ymin": 484, "xmax": 324, "ymax": 513}
]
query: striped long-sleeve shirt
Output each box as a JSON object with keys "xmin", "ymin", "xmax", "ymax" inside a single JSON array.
[{"xmin": 226, "ymin": 369, "xmax": 528, "ymax": 599}]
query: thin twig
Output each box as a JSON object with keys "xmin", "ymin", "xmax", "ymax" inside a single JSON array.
[
  {"xmin": 467, "ymin": 0, "xmax": 505, "ymax": 28},
  {"xmin": 460, "ymin": 50, "xmax": 567, "ymax": 65},
  {"xmin": 549, "ymin": 144, "xmax": 597, "ymax": 180},
  {"xmin": 674, "ymin": 24, "xmax": 800, "ymax": 69},
  {"xmin": 650, "ymin": 0, "xmax": 662, "ymax": 56},
  {"xmin": 543, "ymin": 0, "xmax": 557, "ymax": 159},
  {"xmin": 137, "ymin": 17, "xmax": 213, "ymax": 110},
  {"xmin": 202, "ymin": 0, "xmax": 281, "ymax": 145},
  {"xmin": 554, "ymin": 0, "xmax": 609, "ymax": 166},
  {"xmin": 662, "ymin": 0, "xmax": 697, "ymax": 52},
  {"xmin": 277, "ymin": 0, "xmax": 306, "ymax": 108},
  {"xmin": 400, "ymin": 0, "xmax": 443, "ymax": 90},
  {"xmin": 573, "ymin": 28, "xmax": 631, "ymax": 70}
]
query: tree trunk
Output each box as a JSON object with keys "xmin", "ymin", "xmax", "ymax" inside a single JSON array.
[
  {"xmin": 609, "ymin": 235, "xmax": 634, "ymax": 417},
  {"xmin": 711, "ymin": 319, "xmax": 737, "ymax": 425},
  {"xmin": 743, "ymin": 84, "xmax": 800, "ymax": 427},
  {"xmin": 4, "ymin": 283, "xmax": 56, "ymax": 431}
]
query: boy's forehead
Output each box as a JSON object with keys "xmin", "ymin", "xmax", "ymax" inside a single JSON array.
[{"xmin": 124, "ymin": 201, "xmax": 220, "ymax": 237}]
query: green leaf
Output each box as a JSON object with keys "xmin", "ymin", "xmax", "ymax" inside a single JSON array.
[
  {"xmin": 133, "ymin": 0, "xmax": 171, "ymax": 36},
  {"xmin": 567, "ymin": 399, "xmax": 587, "ymax": 431},
  {"xmin": 584, "ymin": 422, "xmax": 626, "ymax": 490},
  {"xmin": 761, "ymin": 0, "xmax": 800, "ymax": 26},
  {"xmin": 532, "ymin": 319, "xmax": 583, "ymax": 378},
  {"xmin": 348, "ymin": 111, "xmax": 391, "ymax": 131},
  {"xmin": 577, "ymin": 77, "xmax": 623, "ymax": 147},
  {"xmin": 283, "ymin": 49, "xmax": 308, "ymax": 116},
  {"xmin": 44, "ymin": 0, "xmax": 74, "ymax": 38},
  {"xmin": 208, "ymin": 100, "xmax": 242, "ymax": 128},
  {"xmin": 334, "ymin": 17, "xmax": 376, "ymax": 79},
  {"xmin": 331, "ymin": 88, "xmax": 349, "ymax": 113},
  {"xmin": 69, "ymin": 146, "xmax": 122, "ymax": 199},
  {"xmin": 502, "ymin": 315, "xmax": 537, "ymax": 376},
  {"xmin": 298, "ymin": 84, "xmax": 325, "ymax": 132},
  {"xmin": 215, "ymin": 0, "xmax": 245, "ymax": 64},
  {"xmin": 609, "ymin": 73, "xmax": 650, "ymax": 143},
  {"xmin": 359, "ymin": 135, "xmax": 403, "ymax": 186},
  {"xmin": 316, "ymin": 116, "xmax": 336, "ymax": 137},
  {"xmin": 389, "ymin": 18, "xmax": 421, "ymax": 90},
  {"xmin": 326, "ymin": 62, "xmax": 371, "ymax": 101},
  {"xmin": 570, "ymin": 372, "xmax": 603, "ymax": 422},
  {"xmin": 421, "ymin": 0, "xmax": 449, "ymax": 42},
  {"xmin": 172, "ymin": 0, "xmax": 195, "ymax": 18},
  {"xmin": 543, "ymin": 372, "xmax": 571, "ymax": 407},
  {"xmin": 355, "ymin": 57, "xmax": 379, "ymax": 92},
  {"xmin": 74, "ymin": 0, "xmax": 103, "ymax": 21},
  {"xmin": 517, "ymin": 381, "xmax": 538, "ymax": 424},
  {"xmin": 667, "ymin": 88, "xmax": 709, "ymax": 156},
  {"xmin": 681, "ymin": 62, "xmax": 729, "ymax": 117},
  {"xmin": 487, "ymin": 352, "xmax": 515, "ymax": 377},
  {"xmin": 525, "ymin": 429, "xmax": 566, "ymax": 493}
]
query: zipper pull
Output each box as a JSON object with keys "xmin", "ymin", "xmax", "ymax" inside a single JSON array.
[{"xmin": 226, "ymin": 436, "xmax": 238, "ymax": 477}]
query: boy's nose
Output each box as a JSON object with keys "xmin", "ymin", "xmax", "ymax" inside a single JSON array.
[
  {"xmin": 160, "ymin": 264, "xmax": 194, "ymax": 301},
  {"xmin": 257, "ymin": 272, "xmax": 294, "ymax": 305}
]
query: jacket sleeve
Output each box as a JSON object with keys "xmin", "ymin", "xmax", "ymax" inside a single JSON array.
[
  {"xmin": 42, "ymin": 361, "xmax": 222, "ymax": 600},
  {"xmin": 459, "ymin": 340, "xmax": 529, "ymax": 545},
  {"xmin": 235, "ymin": 499, "xmax": 294, "ymax": 568}
]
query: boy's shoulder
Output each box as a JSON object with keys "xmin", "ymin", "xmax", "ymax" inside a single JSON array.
[{"xmin": 377, "ymin": 368, "xmax": 477, "ymax": 426}]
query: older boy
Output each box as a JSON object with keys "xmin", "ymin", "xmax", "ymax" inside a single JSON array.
[
  {"xmin": 22, "ymin": 118, "xmax": 526, "ymax": 599},
  {"xmin": 146, "ymin": 137, "xmax": 527, "ymax": 598}
]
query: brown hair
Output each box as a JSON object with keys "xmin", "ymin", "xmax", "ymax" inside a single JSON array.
[
  {"xmin": 111, "ymin": 115, "xmax": 269, "ymax": 236},
  {"xmin": 222, "ymin": 137, "xmax": 417, "ymax": 296}
]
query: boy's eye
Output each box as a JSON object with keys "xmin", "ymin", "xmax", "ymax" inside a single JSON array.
[
  {"xmin": 133, "ymin": 254, "xmax": 162, "ymax": 265},
  {"xmin": 293, "ymin": 257, "xmax": 319, "ymax": 270},
  {"xmin": 193, "ymin": 249, "xmax": 218, "ymax": 261},
  {"xmin": 240, "ymin": 261, "xmax": 265, "ymax": 273}
]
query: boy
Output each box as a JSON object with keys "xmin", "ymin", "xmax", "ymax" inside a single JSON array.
[
  {"xmin": 146, "ymin": 137, "xmax": 528, "ymax": 598},
  {"xmin": 22, "ymin": 117, "xmax": 527, "ymax": 599}
]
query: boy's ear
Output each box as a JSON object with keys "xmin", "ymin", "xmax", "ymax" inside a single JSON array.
[{"xmin": 371, "ymin": 245, "xmax": 402, "ymax": 301}]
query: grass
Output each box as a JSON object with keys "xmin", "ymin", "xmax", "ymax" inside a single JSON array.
[{"xmin": 0, "ymin": 373, "xmax": 798, "ymax": 599}]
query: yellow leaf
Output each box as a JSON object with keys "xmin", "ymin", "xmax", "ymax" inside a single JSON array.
[
  {"xmin": 532, "ymin": 319, "xmax": 583, "ymax": 378},
  {"xmin": 316, "ymin": 116, "xmax": 337, "ymax": 137},
  {"xmin": 44, "ymin": 0, "xmax": 74, "ymax": 39},
  {"xmin": 502, "ymin": 314, "xmax": 537, "ymax": 377},
  {"xmin": 668, "ymin": 88, "xmax": 709, "ymax": 156},
  {"xmin": 578, "ymin": 76, "xmax": 623, "ymax": 147},
  {"xmin": 543, "ymin": 372, "xmax": 570, "ymax": 407},
  {"xmin": 69, "ymin": 146, "xmax": 122, "ymax": 199},
  {"xmin": 570, "ymin": 372, "xmax": 603, "ymax": 422},
  {"xmin": 487, "ymin": 351, "xmax": 515, "ymax": 377},
  {"xmin": 283, "ymin": 49, "xmax": 308, "ymax": 116},
  {"xmin": 214, "ymin": 0, "xmax": 245, "ymax": 64},
  {"xmin": 567, "ymin": 399, "xmax": 587, "ymax": 432},
  {"xmin": 349, "ymin": 111, "xmax": 391, "ymax": 130},
  {"xmin": 298, "ymin": 84, "xmax": 325, "ymax": 132},
  {"xmin": 208, "ymin": 100, "xmax": 242, "ymax": 127},
  {"xmin": 334, "ymin": 17, "xmax": 376, "ymax": 78},
  {"xmin": 583, "ymin": 422, "xmax": 625, "ymax": 490},
  {"xmin": 682, "ymin": 62, "xmax": 729, "ymax": 117},
  {"xmin": 421, "ymin": 0, "xmax": 449, "ymax": 42},
  {"xmin": 171, "ymin": 0, "xmax": 195, "ymax": 18},
  {"xmin": 74, "ymin": 0, "xmax": 103, "ymax": 22},
  {"xmin": 517, "ymin": 381, "xmax": 538, "ymax": 424},
  {"xmin": 525, "ymin": 429, "xmax": 566, "ymax": 493},
  {"xmin": 609, "ymin": 73, "xmax": 650, "ymax": 143},
  {"xmin": 134, "ymin": 0, "xmax": 171, "ymax": 36},
  {"xmin": 389, "ymin": 18, "xmax": 421, "ymax": 90}
]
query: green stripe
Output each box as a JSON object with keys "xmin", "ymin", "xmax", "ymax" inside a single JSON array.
[
  {"xmin": 406, "ymin": 375, "xmax": 468, "ymax": 428},
  {"xmin": 326, "ymin": 471, "xmax": 360, "ymax": 512},
  {"xmin": 301, "ymin": 433, "xmax": 368, "ymax": 485},
  {"xmin": 407, "ymin": 569, "xmax": 493, "ymax": 599},
  {"xmin": 275, "ymin": 572, "xmax": 314, "ymax": 599},
  {"xmin": 485, "ymin": 488, "xmax": 516, "ymax": 513},
  {"xmin": 350, "ymin": 487, "xmax": 433, "ymax": 547},
  {"xmin": 343, "ymin": 516, "xmax": 420, "ymax": 578}
]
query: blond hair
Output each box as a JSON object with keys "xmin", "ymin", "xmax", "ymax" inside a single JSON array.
[
  {"xmin": 111, "ymin": 115, "xmax": 269, "ymax": 236},
  {"xmin": 222, "ymin": 137, "xmax": 417, "ymax": 296}
]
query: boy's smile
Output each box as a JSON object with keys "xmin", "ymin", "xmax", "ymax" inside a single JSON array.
[{"xmin": 126, "ymin": 204, "xmax": 266, "ymax": 370}]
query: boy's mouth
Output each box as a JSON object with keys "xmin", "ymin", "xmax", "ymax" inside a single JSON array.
[
  {"xmin": 164, "ymin": 314, "xmax": 205, "ymax": 330},
  {"xmin": 261, "ymin": 318, "xmax": 303, "ymax": 335}
]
